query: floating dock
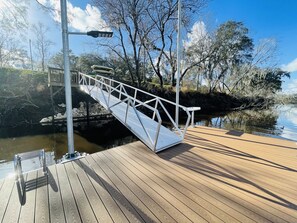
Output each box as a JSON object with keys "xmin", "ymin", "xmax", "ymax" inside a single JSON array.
[{"xmin": 0, "ymin": 126, "xmax": 296, "ymax": 223}]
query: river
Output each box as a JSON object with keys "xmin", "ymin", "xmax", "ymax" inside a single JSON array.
[{"xmin": 0, "ymin": 104, "xmax": 296, "ymax": 179}]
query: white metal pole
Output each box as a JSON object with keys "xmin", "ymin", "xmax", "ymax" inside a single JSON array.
[
  {"xmin": 60, "ymin": 0, "xmax": 75, "ymax": 155},
  {"xmin": 175, "ymin": 0, "xmax": 182, "ymax": 126}
]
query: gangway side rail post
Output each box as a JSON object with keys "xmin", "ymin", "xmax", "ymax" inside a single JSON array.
[{"xmin": 78, "ymin": 72, "xmax": 198, "ymax": 151}]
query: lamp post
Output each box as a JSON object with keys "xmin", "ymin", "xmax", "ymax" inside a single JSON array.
[
  {"xmin": 60, "ymin": 0, "xmax": 113, "ymax": 161},
  {"xmin": 175, "ymin": 0, "xmax": 182, "ymax": 126}
]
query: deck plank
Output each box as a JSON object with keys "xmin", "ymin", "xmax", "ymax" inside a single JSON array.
[
  {"xmin": 100, "ymin": 149, "xmax": 195, "ymax": 223},
  {"xmin": 181, "ymin": 140, "xmax": 297, "ymax": 199},
  {"xmin": 18, "ymin": 171, "xmax": 37, "ymax": 223},
  {"xmin": 106, "ymin": 148, "xmax": 223, "ymax": 223},
  {"xmin": 56, "ymin": 163, "xmax": 81, "ymax": 223},
  {"xmin": 94, "ymin": 152, "xmax": 162, "ymax": 223},
  {"xmin": 160, "ymin": 128, "xmax": 297, "ymax": 222},
  {"xmin": 86, "ymin": 154, "xmax": 144, "ymax": 223},
  {"xmin": 64, "ymin": 161, "xmax": 98, "ymax": 223},
  {"xmin": 48, "ymin": 164, "xmax": 66, "ymax": 223},
  {"xmin": 79, "ymin": 157, "xmax": 129, "ymax": 223},
  {"xmin": 0, "ymin": 177, "xmax": 14, "ymax": 222},
  {"xmin": 159, "ymin": 147, "xmax": 294, "ymax": 223},
  {"xmin": 129, "ymin": 142, "xmax": 297, "ymax": 223},
  {"xmin": 2, "ymin": 174, "xmax": 26, "ymax": 223},
  {"xmin": 118, "ymin": 144, "xmax": 247, "ymax": 223},
  {"xmin": 72, "ymin": 160, "xmax": 113, "ymax": 223},
  {"xmin": 35, "ymin": 169, "xmax": 50, "ymax": 223},
  {"xmin": 100, "ymin": 151, "xmax": 176, "ymax": 223}
]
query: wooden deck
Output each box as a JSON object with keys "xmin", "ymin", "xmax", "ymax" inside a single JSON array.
[{"xmin": 0, "ymin": 126, "xmax": 296, "ymax": 223}]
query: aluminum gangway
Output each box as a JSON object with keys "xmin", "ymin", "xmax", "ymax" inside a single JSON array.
[{"xmin": 77, "ymin": 73, "xmax": 196, "ymax": 153}]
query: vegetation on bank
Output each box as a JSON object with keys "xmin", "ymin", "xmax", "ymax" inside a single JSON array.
[
  {"xmin": 0, "ymin": 68, "xmax": 90, "ymax": 127},
  {"xmin": 0, "ymin": 67, "xmax": 283, "ymax": 127},
  {"xmin": 1, "ymin": 1, "xmax": 290, "ymax": 119}
]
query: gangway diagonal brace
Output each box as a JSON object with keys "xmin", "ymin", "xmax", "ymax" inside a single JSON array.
[{"xmin": 78, "ymin": 72, "xmax": 200, "ymax": 152}]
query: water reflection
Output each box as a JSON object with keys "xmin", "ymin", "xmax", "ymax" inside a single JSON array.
[
  {"xmin": 0, "ymin": 119, "xmax": 136, "ymax": 179},
  {"xmin": 196, "ymin": 104, "xmax": 297, "ymax": 141},
  {"xmin": 0, "ymin": 133, "xmax": 104, "ymax": 162}
]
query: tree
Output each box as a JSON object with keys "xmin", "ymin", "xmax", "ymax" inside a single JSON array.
[
  {"xmin": 0, "ymin": 0, "xmax": 28, "ymax": 32},
  {"xmin": 49, "ymin": 50, "xmax": 78, "ymax": 70},
  {"xmin": 93, "ymin": 0, "xmax": 147, "ymax": 86},
  {"xmin": 32, "ymin": 22, "xmax": 54, "ymax": 71},
  {"xmin": 94, "ymin": 0, "xmax": 207, "ymax": 87},
  {"xmin": 142, "ymin": 0, "xmax": 207, "ymax": 87},
  {"xmin": 184, "ymin": 20, "xmax": 254, "ymax": 93},
  {"xmin": 241, "ymin": 68, "xmax": 290, "ymax": 97},
  {"xmin": 77, "ymin": 53, "xmax": 107, "ymax": 73},
  {"xmin": 0, "ymin": 0, "xmax": 29, "ymax": 68}
]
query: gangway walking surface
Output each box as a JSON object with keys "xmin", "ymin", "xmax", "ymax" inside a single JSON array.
[{"xmin": 78, "ymin": 73, "xmax": 193, "ymax": 152}]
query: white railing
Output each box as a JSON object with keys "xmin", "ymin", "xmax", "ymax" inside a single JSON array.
[{"xmin": 78, "ymin": 72, "xmax": 192, "ymax": 151}]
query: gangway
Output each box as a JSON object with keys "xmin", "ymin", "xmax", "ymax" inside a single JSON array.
[{"xmin": 77, "ymin": 73, "xmax": 197, "ymax": 152}]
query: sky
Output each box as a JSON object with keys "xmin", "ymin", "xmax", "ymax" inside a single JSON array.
[{"xmin": 2, "ymin": 0, "xmax": 296, "ymax": 93}]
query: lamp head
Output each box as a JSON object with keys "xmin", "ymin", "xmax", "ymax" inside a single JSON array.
[{"xmin": 86, "ymin": 31, "xmax": 113, "ymax": 38}]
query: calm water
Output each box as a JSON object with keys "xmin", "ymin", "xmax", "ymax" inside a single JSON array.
[
  {"xmin": 1, "ymin": 104, "xmax": 296, "ymax": 179},
  {"xmin": 0, "ymin": 119, "xmax": 136, "ymax": 179}
]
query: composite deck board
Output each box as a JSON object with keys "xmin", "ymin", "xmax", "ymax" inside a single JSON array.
[
  {"xmin": 100, "ymin": 150, "xmax": 193, "ymax": 223},
  {"xmin": 93, "ymin": 153, "xmax": 161, "ymax": 223},
  {"xmin": 0, "ymin": 126, "xmax": 296, "ymax": 223},
  {"xmin": 105, "ymin": 148, "xmax": 220, "ymax": 223},
  {"xmin": 55, "ymin": 163, "xmax": 81, "ymax": 223},
  {"xmin": 181, "ymin": 140, "xmax": 297, "ymax": 199},
  {"xmin": 159, "ymin": 145, "xmax": 294, "ymax": 223},
  {"xmin": 64, "ymin": 161, "xmax": 98, "ymax": 223},
  {"xmin": 117, "ymin": 144, "xmax": 245, "ymax": 223},
  {"xmin": 72, "ymin": 160, "xmax": 113, "ymax": 223},
  {"xmin": 19, "ymin": 171, "xmax": 37, "ymax": 223},
  {"xmin": 35, "ymin": 169, "xmax": 50, "ymax": 223},
  {"xmin": 126, "ymin": 144, "xmax": 284, "ymax": 221},
  {"xmin": 98, "ymin": 150, "xmax": 199, "ymax": 222},
  {"xmin": 129, "ymin": 142, "xmax": 297, "ymax": 223},
  {"xmin": 79, "ymin": 157, "xmax": 129, "ymax": 223},
  {"xmin": 86, "ymin": 154, "xmax": 145, "ymax": 223},
  {"xmin": 47, "ymin": 165, "xmax": 66, "ymax": 223},
  {"xmin": 0, "ymin": 177, "xmax": 15, "ymax": 222},
  {"xmin": 1, "ymin": 174, "xmax": 25, "ymax": 223},
  {"xmin": 125, "ymin": 145, "xmax": 255, "ymax": 223},
  {"xmin": 100, "ymin": 152, "xmax": 177, "ymax": 223}
]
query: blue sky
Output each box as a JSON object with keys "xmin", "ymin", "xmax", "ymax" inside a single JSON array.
[{"xmin": 27, "ymin": 0, "xmax": 297, "ymax": 92}]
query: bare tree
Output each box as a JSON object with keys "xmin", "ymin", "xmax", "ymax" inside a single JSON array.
[
  {"xmin": 32, "ymin": 23, "xmax": 54, "ymax": 71},
  {"xmin": 0, "ymin": 0, "xmax": 28, "ymax": 32},
  {"xmin": 0, "ymin": 0, "xmax": 29, "ymax": 68},
  {"xmin": 142, "ymin": 0, "xmax": 207, "ymax": 87},
  {"xmin": 93, "ymin": 0, "xmax": 149, "ymax": 86},
  {"xmin": 94, "ymin": 0, "xmax": 207, "ymax": 87}
]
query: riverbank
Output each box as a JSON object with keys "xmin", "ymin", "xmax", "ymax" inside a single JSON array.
[{"xmin": 0, "ymin": 67, "xmax": 273, "ymax": 128}]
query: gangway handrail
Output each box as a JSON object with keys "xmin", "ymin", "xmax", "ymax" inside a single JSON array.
[
  {"xmin": 78, "ymin": 72, "xmax": 192, "ymax": 151},
  {"xmin": 80, "ymin": 74, "xmax": 163, "ymax": 149}
]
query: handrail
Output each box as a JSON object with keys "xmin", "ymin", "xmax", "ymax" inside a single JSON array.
[{"xmin": 79, "ymin": 72, "xmax": 192, "ymax": 150}]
